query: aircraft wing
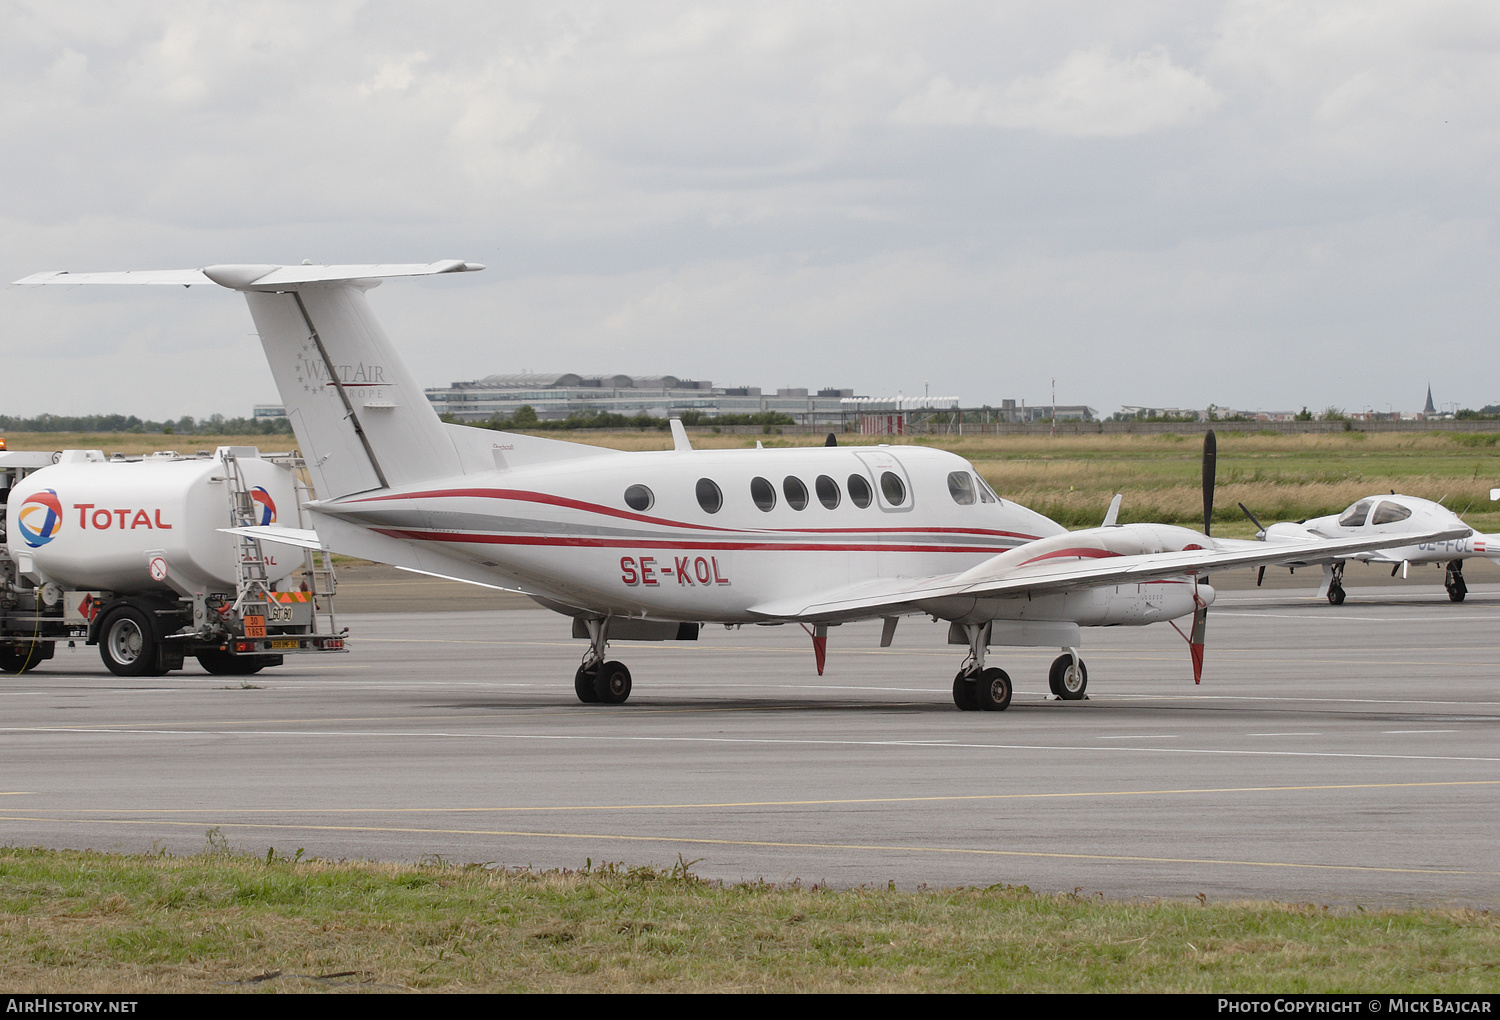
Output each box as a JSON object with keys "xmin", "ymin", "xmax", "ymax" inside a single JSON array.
[{"xmin": 748, "ymin": 525, "xmax": 1471, "ymax": 621}]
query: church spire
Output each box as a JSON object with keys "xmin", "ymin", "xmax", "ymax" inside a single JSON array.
[{"xmin": 1424, "ymin": 385, "xmax": 1436, "ymax": 415}]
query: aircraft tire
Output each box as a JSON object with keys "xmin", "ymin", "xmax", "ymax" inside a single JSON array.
[
  {"xmin": 594, "ymin": 660, "xmax": 632, "ymax": 705},
  {"xmin": 574, "ymin": 665, "xmax": 601, "ymax": 704},
  {"xmin": 952, "ymin": 672, "xmax": 980, "ymax": 711},
  {"xmin": 1048, "ymin": 655, "xmax": 1088, "ymax": 700},
  {"xmin": 1327, "ymin": 585, "xmax": 1346, "ymax": 606},
  {"xmin": 99, "ymin": 608, "xmax": 160, "ymax": 678},
  {"xmin": 975, "ymin": 667, "xmax": 1012, "ymax": 712},
  {"xmin": 1448, "ymin": 581, "xmax": 1467, "ymax": 603}
]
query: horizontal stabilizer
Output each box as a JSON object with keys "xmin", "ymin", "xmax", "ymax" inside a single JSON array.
[
  {"xmin": 15, "ymin": 261, "xmax": 483, "ymax": 290},
  {"xmin": 220, "ymin": 525, "xmax": 326, "ymax": 551}
]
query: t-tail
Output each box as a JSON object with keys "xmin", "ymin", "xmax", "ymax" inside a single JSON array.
[{"xmin": 17, "ymin": 261, "xmax": 483, "ymax": 500}]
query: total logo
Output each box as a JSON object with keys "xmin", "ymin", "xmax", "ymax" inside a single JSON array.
[
  {"xmin": 17, "ymin": 489, "xmax": 64, "ymax": 548},
  {"xmin": 250, "ymin": 486, "xmax": 277, "ymax": 526}
]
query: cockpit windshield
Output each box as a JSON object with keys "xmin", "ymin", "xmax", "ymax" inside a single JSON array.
[{"xmin": 1337, "ymin": 499, "xmax": 1374, "ymax": 528}]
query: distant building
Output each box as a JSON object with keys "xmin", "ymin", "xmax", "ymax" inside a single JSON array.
[
  {"xmin": 253, "ymin": 404, "xmax": 287, "ymax": 420},
  {"xmin": 995, "ymin": 398, "xmax": 1096, "ymax": 422},
  {"xmin": 424, "ymin": 373, "xmax": 958, "ymax": 425}
]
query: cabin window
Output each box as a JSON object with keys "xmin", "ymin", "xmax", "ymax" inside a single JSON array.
[
  {"xmin": 783, "ymin": 476, "xmax": 809, "ymax": 511},
  {"xmin": 1338, "ymin": 499, "xmax": 1374, "ymax": 528},
  {"xmin": 947, "ymin": 471, "xmax": 975, "ymax": 505},
  {"xmin": 880, "ymin": 470, "xmax": 907, "ymax": 506},
  {"xmin": 815, "ymin": 474, "xmax": 840, "ymax": 509},
  {"xmin": 696, "ymin": 478, "xmax": 723, "ymax": 514},
  {"xmin": 750, "ymin": 476, "xmax": 776, "ymax": 512},
  {"xmin": 623, "ymin": 484, "xmax": 654, "ymax": 512},
  {"xmin": 848, "ymin": 473, "xmax": 873, "ymax": 509},
  {"xmin": 1371, "ymin": 501, "xmax": 1412, "ymax": 525}
]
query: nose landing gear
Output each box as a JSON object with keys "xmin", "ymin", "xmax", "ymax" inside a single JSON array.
[
  {"xmin": 1326, "ymin": 561, "xmax": 1347, "ymax": 605},
  {"xmin": 574, "ymin": 618, "xmax": 632, "ymax": 705}
]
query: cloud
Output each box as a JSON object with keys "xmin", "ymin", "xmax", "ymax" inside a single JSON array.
[
  {"xmin": 892, "ymin": 47, "xmax": 1222, "ymax": 138},
  {"xmin": 3, "ymin": 2, "xmax": 1500, "ymax": 419}
]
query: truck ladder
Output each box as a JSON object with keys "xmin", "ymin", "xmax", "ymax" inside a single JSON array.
[
  {"xmin": 221, "ymin": 450, "xmax": 275, "ymax": 614},
  {"xmin": 280, "ymin": 453, "xmax": 340, "ymax": 639}
]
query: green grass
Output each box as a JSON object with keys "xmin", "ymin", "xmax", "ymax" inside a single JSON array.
[{"xmin": 0, "ymin": 847, "xmax": 1495, "ymax": 993}]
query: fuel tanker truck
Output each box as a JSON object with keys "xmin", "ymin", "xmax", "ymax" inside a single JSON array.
[{"xmin": 0, "ymin": 444, "xmax": 346, "ymax": 676}]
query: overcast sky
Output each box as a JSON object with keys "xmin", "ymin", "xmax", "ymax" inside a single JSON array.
[{"xmin": 2, "ymin": 1, "xmax": 1497, "ymax": 419}]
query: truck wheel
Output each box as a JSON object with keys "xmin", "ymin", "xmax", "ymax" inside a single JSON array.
[
  {"xmin": 0, "ymin": 645, "xmax": 46, "ymax": 674},
  {"xmin": 99, "ymin": 608, "xmax": 159, "ymax": 677},
  {"xmin": 196, "ymin": 650, "xmax": 266, "ymax": 676}
]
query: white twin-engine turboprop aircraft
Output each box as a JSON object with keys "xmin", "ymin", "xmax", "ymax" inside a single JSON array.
[{"xmin": 15, "ymin": 262, "xmax": 1468, "ymax": 711}]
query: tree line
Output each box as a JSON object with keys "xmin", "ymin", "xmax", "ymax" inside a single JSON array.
[{"xmin": 0, "ymin": 413, "xmax": 293, "ymax": 435}]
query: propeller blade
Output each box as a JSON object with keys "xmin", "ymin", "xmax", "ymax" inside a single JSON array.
[
  {"xmin": 1202, "ymin": 429, "xmax": 1217, "ymax": 537},
  {"xmin": 1189, "ymin": 599, "xmax": 1207, "ymax": 684},
  {"xmin": 1238, "ymin": 502, "xmax": 1267, "ymax": 536}
]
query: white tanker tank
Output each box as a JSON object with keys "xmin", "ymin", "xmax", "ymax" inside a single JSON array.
[{"xmin": 6, "ymin": 447, "xmax": 301, "ymax": 593}]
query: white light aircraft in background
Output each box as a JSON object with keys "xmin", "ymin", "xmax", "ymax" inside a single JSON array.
[
  {"xmin": 1239, "ymin": 494, "xmax": 1500, "ymax": 604},
  {"xmin": 14, "ymin": 263, "xmax": 1468, "ymax": 711}
]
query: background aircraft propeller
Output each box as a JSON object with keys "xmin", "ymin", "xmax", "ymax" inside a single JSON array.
[
  {"xmin": 1202, "ymin": 429, "xmax": 1217, "ymax": 537},
  {"xmin": 1238, "ymin": 502, "xmax": 1267, "ymax": 538}
]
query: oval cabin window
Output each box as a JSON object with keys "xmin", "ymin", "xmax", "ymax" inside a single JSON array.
[
  {"xmin": 750, "ymin": 476, "xmax": 776, "ymax": 512},
  {"xmin": 815, "ymin": 474, "xmax": 840, "ymax": 509},
  {"xmin": 848, "ymin": 473, "xmax": 873, "ymax": 509},
  {"xmin": 623, "ymin": 484, "xmax": 654, "ymax": 512},
  {"xmin": 696, "ymin": 478, "xmax": 723, "ymax": 514},
  {"xmin": 783, "ymin": 476, "xmax": 809, "ymax": 511},
  {"xmin": 880, "ymin": 470, "xmax": 907, "ymax": 506}
]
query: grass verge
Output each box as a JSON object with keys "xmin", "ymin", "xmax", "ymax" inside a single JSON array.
[{"xmin": 1, "ymin": 846, "xmax": 1495, "ymax": 993}]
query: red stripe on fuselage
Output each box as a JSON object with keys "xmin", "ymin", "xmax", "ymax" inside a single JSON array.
[
  {"xmin": 339, "ymin": 487, "xmax": 1040, "ymax": 541},
  {"xmin": 369, "ymin": 528, "xmax": 1011, "ymax": 555}
]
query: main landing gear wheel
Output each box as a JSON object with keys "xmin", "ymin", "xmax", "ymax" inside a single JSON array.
[
  {"xmin": 975, "ymin": 667, "xmax": 1012, "ymax": 712},
  {"xmin": 952, "ymin": 671, "xmax": 980, "ymax": 711},
  {"xmin": 1446, "ymin": 562, "xmax": 1467, "ymax": 603},
  {"xmin": 1327, "ymin": 584, "xmax": 1346, "ymax": 606},
  {"xmin": 594, "ymin": 660, "xmax": 632, "ymax": 705},
  {"xmin": 99, "ymin": 607, "xmax": 162, "ymax": 678},
  {"xmin": 1048, "ymin": 655, "xmax": 1088, "ymax": 700},
  {"xmin": 574, "ymin": 664, "xmax": 601, "ymax": 704}
]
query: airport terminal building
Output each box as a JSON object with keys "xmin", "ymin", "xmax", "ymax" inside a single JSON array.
[{"xmin": 422, "ymin": 373, "xmax": 961, "ymax": 426}]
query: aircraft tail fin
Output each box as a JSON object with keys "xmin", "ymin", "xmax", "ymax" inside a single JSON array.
[{"xmin": 17, "ymin": 261, "xmax": 484, "ymax": 500}]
